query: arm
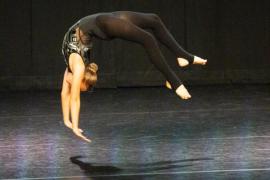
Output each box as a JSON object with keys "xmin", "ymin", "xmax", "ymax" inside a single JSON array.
[
  {"xmin": 69, "ymin": 54, "xmax": 84, "ymax": 130},
  {"xmin": 61, "ymin": 68, "xmax": 73, "ymax": 128},
  {"xmin": 69, "ymin": 53, "xmax": 91, "ymax": 142}
]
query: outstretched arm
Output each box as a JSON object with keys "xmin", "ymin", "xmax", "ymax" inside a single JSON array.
[
  {"xmin": 69, "ymin": 53, "xmax": 91, "ymax": 142},
  {"xmin": 61, "ymin": 68, "xmax": 72, "ymax": 128}
]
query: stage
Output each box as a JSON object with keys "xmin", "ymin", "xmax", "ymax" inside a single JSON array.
[{"xmin": 1, "ymin": 84, "xmax": 270, "ymax": 179}]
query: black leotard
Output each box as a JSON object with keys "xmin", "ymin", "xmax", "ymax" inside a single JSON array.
[
  {"xmin": 62, "ymin": 13, "xmax": 113, "ymax": 73},
  {"xmin": 62, "ymin": 11, "xmax": 194, "ymax": 90},
  {"xmin": 78, "ymin": 13, "xmax": 113, "ymax": 43}
]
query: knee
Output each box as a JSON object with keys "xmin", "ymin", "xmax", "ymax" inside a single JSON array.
[
  {"xmin": 142, "ymin": 32, "xmax": 157, "ymax": 46},
  {"xmin": 149, "ymin": 13, "xmax": 162, "ymax": 22}
]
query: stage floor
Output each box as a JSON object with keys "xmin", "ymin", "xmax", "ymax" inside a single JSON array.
[{"xmin": 1, "ymin": 84, "xmax": 270, "ymax": 179}]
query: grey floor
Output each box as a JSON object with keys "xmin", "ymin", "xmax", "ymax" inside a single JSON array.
[{"xmin": 1, "ymin": 84, "xmax": 270, "ymax": 179}]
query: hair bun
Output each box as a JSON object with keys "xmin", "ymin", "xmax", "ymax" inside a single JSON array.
[{"xmin": 88, "ymin": 63, "xmax": 98, "ymax": 73}]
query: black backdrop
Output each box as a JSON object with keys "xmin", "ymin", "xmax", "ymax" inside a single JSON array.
[{"xmin": 0, "ymin": 0, "xmax": 269, "ymax": 90}]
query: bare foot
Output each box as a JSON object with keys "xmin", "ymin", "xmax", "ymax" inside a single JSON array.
[
  {"xmin": 165, "ymin": 81, "xmax": 172, "ymax": 89},
  {"xmin": 177, "ymin": 58, "xmax": 189, "ymax": 67},
  {"xmin": 193, "ymin": 56, "xmax": 207, "ymax": 65},
  {"xmin": 175, "ymin": 84, "xmax": 191, "ymax": 100},
  {"xmin": 177, "ymin": 56, "xmax": 207, "ymax": 67}
]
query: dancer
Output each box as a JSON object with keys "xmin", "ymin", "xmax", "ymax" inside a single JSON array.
[{"xmin": 61, "ymin": 11, "xmax": 207, "ymax": 142}]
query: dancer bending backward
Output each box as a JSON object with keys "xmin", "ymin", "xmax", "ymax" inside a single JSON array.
[{"xmin": 61, "ymin": 11, "xmax": 207, "ymax": 142}]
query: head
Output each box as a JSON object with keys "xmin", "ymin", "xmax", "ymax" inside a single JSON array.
[{"xmin": 80, "ymin": 63, "xmax": 98, "ymax": 91}]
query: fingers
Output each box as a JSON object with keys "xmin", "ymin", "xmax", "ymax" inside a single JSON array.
[
  {"xmin": 76, "ymin": 132, "xmax": 91, "ymax": 143},
  {"xmin": 79, "ymin": 135, "xmax": 91, "ymax": 143},
  {"xmin": 65, "ymin": 122, "xmax": 91, "ymax": 142},
  {"xmin": 65, "ymin": 124, "xmax": 89, "ymax": 142},
  {"xmin": 64, "ymin": 121, "xmax": 73, "ymax": 129},
  {"xmin": 73, "ymin": 129, "xmax": 91, "ymax": 143},
  {"xmin": 63, "ymin": 122, "xmax": 83, "ymax": 133}
]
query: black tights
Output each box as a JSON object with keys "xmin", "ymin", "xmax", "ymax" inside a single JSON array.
[{"xmin": 96, "ymin": 11, "xmax": 194, "ymax": 90}]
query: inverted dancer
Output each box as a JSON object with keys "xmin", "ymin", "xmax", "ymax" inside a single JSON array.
[{"xmin": 61, "ymin": 11, "xmax": 207, "ymax": 142}]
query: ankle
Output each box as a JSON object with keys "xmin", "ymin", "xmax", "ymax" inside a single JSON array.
[
  {"xmin": 175, "ymin": 84, "xmax": 184, "ymax": 92},
  {"xmin": 177, "ymin": 58, "xmax": 189, "ymax": 67},
  {"xmin": 193, "ymin": 56, "xmax": 199, "ymax": 63}
]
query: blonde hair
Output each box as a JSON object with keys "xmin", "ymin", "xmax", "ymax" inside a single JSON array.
[{"xmin": 84, "ymin": 63, "xmax": 98, "ymax": 87}]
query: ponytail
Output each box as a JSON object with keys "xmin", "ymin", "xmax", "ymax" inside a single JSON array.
[{"xmin": 84, "ymin": 63, "xmax": 98, "ymax": 86}]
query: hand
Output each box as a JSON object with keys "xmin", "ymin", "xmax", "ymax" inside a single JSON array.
[
  {"xmin": 175, "ymin": 84, "xmax": 191, "ymax": 100},
  {"xmin": 72, "ymin": 128, "xmax": 91, "ymax": 143},
  {"xmin": 64, "ymin": 120, "xmax": 83, "ymax": 133}
]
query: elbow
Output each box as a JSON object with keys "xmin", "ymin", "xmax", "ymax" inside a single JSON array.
[
  {"xmin": 61, "ymin": 91, "xmax": 65, "ymax": 97},
  {"xmin": 61, "ymin": 91, "xmax": 69, "ymax": 99},
  {"xmin": 70, "ymin": 95, "xmax": 80, "ymax": 102}
]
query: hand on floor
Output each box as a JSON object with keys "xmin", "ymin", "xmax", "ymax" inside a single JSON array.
[
  {"xmin": 64, "ymin": 120, "xmax": 83, "ymax": 133},
  {"xmin": 73, "ymin": 128, "xmax": 91, "ymax": 143}
]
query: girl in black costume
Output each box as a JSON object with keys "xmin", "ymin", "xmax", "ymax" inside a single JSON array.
[{"xmin": 61, "ymin": 11, "xmax": 207, "ymax": 142}]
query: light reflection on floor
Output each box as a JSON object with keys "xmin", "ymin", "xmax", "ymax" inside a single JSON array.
[{"xmin": 0, "ymin": 85, "xmax": 270, "ymax": 179}]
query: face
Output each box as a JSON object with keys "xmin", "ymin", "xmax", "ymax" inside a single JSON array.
[
  {"xmin": 66, "ymin": 73, "xmax": 89, "ymax": 92},
  {"xmin": 80, "ymin": 81, "xmax": 89, "ymax": 92}
]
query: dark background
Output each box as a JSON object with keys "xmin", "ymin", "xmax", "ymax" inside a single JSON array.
[{"xmin": 0, "ymin": 0, "xmax": 269, "ymax": 91}]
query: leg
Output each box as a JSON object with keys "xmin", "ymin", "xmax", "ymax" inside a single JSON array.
[
  {"xmin": 113, "ymin": 11, "xmax": 207, "ymax": 67},
  {"xmin": 96, "ymin": 14, "xmax": 190, "ymax": 99},
  {"xmin": 112, "ymin": 12, "xmax": 193, "ymax": 62}
]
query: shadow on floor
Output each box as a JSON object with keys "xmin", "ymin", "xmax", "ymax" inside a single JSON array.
[
  {"xmin": 70, "ymin": 156, "xmax": 213, "ymax": 176},
  {"xmin": 70, "ymin": 156, "xmax": 122, "ymax": 175}
]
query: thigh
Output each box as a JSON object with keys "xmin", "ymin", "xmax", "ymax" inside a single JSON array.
[
  {"xmin": 96, "ymin": 14, "xmax": 153, "ymax": 43},
  {"xmin": 112, "ymin": 11, "xmax": 158, "ymax": 29}
]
